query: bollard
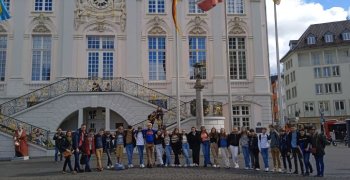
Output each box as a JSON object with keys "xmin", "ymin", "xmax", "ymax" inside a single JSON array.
[{"xmin": 346, "ymin": 119, "xmax": 350, "ymax": 148}]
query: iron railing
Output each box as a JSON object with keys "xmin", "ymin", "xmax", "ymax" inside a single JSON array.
[{"xmin": 0, "ymin": 113, "xmax": 53, "ymax": 149}]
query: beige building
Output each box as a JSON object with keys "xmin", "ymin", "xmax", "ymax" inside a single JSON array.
[{"xmin": 281, "ymin": 20, "xmax": 350, "ymax": 128}]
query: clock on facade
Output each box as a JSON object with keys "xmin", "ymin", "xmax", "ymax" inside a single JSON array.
[{"xmin": 90, "ymin": 0, "xmax": 111, "ymax": 9}]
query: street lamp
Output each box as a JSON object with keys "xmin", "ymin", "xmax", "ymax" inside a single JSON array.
[{"xmin": 193, "ymin": 62, "xmax": 205, "ymax": 127}]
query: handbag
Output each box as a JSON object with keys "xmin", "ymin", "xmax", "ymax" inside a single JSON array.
[{"xmin": 63, "ymin": 150, "xmax": 72, "ymax": 158}]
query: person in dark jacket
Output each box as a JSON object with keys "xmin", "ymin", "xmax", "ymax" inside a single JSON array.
[
  {"xmin": 248, "ymin": 129, "xmax": 260, "ymax": 170},
  {"xmin": 298, "ymin": 129, "xmax": 313, "ymax": 176},
  {"xmin": 124, "ymin": 126, "xmax": 136, "ymax": 168},
  {"xmin": 309, "ymin": 126, "xmax": 327, "ymax": 177},
  {"xmin": 95, "ymin": 128, "xmax": 104, "ymax": 171},
  {"xmin": 288, "ymin": 126, "xmax": 304, "ymax": 175},
  {"xmin": 72, "ymin": 124, "xmax": 87, "ymax": 172},
  {"xmin": 60, "ymin": 130, "xmax": 76, "ymax": 174},
  {"xmin": 279, "ymin": 129, "xmax": 292, "ymax": 173},
  {"xmin": 53, "ymin": 128, "xmax": 64, "ymax": 162},
  {"xmin": 227, "ymin": 127, "xmax": 241, "ymax": 168},
  {"xmin": 187, "ymin": 127, "xmax": 201, "ymax": 167},
  {"xmin": 154, "ymin": 130, "xmax": 164, "ymax": 166},
  {"xmin": 102, "ymin": 131, "xmax": 114, "ymax": 169},
  {"xmin": 269, "ymin": 125, "xmax": 281, "ymax": 172},
  {"xmin": 209, "ymin": 127, "xmax": 219, "ymax": 167},
  {"xmin": 171, "ymin": 128, "xmax": 182, "ymax": 167}
]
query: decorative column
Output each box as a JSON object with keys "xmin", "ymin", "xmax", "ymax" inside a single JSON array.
[
  {"xmin": 105, "ymin": 108, "xmax": 111, "ymax": 131},
  {"xmin": 78, "ymin": 108, "xmax": 83, "ymax": 129},
  {"xmin": 193, "ymin": 63, "xmax": 205, "ymax": 127}
]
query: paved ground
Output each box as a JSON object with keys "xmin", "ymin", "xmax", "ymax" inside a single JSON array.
[{"xmin": 0, "ymin": 144, "xmax": 349, "ymax": 180}]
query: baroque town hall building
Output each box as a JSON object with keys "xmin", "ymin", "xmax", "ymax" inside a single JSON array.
[{"xmin": 0, "ymin": 0, "xmax": 271, "ymax": 158}]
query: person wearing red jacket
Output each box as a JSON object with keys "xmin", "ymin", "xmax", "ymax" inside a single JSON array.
[{"xmin": 82, "ymin": 132, "xmax": 95, "ymax": 172}]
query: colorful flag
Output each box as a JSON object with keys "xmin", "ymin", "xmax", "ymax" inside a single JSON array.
[
  {"xmin": 0, "ymin": 0, "xmax": 10, "ymax": 21},
  {"xmin": 172, "ymin": 0, "xmax": 180, "ymax": 33},
  {"xmin": 198, "ymin": 0, "xmax": 223, "ymax": 12},
  {"xmin": 273, "ymin": 0, "xmax": 281, "ymax": 5}
]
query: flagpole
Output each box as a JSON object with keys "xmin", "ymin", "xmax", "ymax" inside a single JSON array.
[
  {"xmin": 175, "ymin": 5, "xmax": 181, "ymax": 130},
  {"xmin": 224, "ymin": 1, "xmax": 233, "ymax": 130},
  {"xmin": 274, "ymin": 2, "xmax": 284, "ymax": 126}
]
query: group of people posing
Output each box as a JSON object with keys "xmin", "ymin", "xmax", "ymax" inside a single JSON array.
[{"xmin": 53, "ymin": 123, "xmax": 327, "ymax": 177}]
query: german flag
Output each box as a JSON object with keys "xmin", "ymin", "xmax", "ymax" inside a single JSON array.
[{"xmin": 172, "ymin": 0, "xmax": 179, "ymax": 33}]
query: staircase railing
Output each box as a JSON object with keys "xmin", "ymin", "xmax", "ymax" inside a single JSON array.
[
  {"xmin": 0, "ymin": 113, "xmax": 53, "ymax": 149},
  {"xmin": 0, "ymin": 77, "xmax": 188, "ymax": 118}
]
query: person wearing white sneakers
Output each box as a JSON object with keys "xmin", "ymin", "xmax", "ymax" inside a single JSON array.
[
  {"xmin": 269, "ymin": 125, "xmax": 282, "ymax": 173},
  {"xmin": 227, "ymin": 127, "xmax": 241, "ymax": 169},
  {"xmin": 218, "ymin": 128, "xmax": 230, "ymax": 169},
  {"xmin": 248, "ymin": 129, "xmax": 260, "ymax": 171},
  {"xmin": 181, "ymin": 130, "xmax": 191, "ymax": 167},
  {"xmin": 134, "ymin": 127, "xmax": 145, "ymax": 168},
  {"xmin": 209, "ymin": 127, "xmax": 219, "ymax": 168},
  {"xmin": 258, "ymin": 127, "xmax": 271, "ymax": 172}
]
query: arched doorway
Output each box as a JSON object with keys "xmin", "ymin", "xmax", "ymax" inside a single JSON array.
[{"xmin": 59, "ymin": 107, "xmax": 128, "ymax": 132}]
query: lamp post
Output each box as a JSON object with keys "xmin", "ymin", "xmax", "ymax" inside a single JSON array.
[{"xmin": 193, "ymin": 62, "xmax": 205, "ymax": 127}]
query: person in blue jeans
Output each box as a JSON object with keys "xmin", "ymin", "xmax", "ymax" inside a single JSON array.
[
  {"xmin": 200, "ymin": 126, "xmax": 211, "ymax": 167},
  {"xmin": 258, "ymin": 127, "xmax": 271, "ymax": 172},
  {"xmin": 72, "ymin": 124, "xmax": 87, "ymax": 172},
  {"xmin": 134, "ymin": 127, "xmax": 145, "ymax": 168},
  {"xmin": 124, "ymin": 126, "xmax": 136, "ymax": 168},
  {"xmin": 164, "ymin": 131, "xmax": 172, "ymax": 167},
  {"xmin": 240, "ymin": 128, "xmax": 251, "ymax": 169},
  {"xmin": 309, "ymin": 127, "xmax": 327, "ymax": 177},
  {"xmin": 298, "ymin": 129, "xmax": 313, "ymax": 176},
  {"xmin": 181, "ymin": 130, "xmax": 191, "ymax": 167}
]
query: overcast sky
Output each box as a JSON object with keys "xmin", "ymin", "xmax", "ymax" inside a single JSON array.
[{"xmin": 266, "ymin": 0, "xmax": 350, "ymax": 75}]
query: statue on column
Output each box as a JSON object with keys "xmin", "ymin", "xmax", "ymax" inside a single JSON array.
[{"xmin": 13, "ymin": 124, "xmax": 29, "ymax": 158}]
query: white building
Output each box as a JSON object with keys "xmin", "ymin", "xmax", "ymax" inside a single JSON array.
[
  {"xmin": 0, "ymin": 0, "xmax": 271, "ymax": 146},
  {"xmin": 281, "ymin": 20, "xmax": 350, "ymax": 127}
]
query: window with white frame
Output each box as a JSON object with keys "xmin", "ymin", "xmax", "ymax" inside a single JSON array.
[
  {"xmin": 314, "ymin": 67, "xmax": 321, "ymax": 78},
  {"xmin": 324, "ymin": 33, "xmax": 334, "ymax": 43},
  {"xmin": 291, "ymin": 86, "xmax": 297, "ymax": 98},
  {"xmin": 148, "ymin": 0, "xmax": 165, "ymax": 14},
  {"xmin": 189, "ymin": 36, "xmax": 206, "ymax": 79},
  {"xmin": 227, "ymin": 0, "xmax": 244, "ymax": 14},
  {"xmin": 304, "ymin": 102, "xmax": 314, "ymax": 114},
  {"xmin": 87, "ymin": 36, "xmax": 115, "ymax": 80},
  {"xmin": 334, "ymin": 100, "xmax": 346, "ymax": 115},
  {"xmin": 286, "ymin": 89, "xmax": 291, "ymax": 100},
  {"xmin": 34, "ymin": 0, "xmax": 53, "ymax": 11},
  {"xmin": 148, "ymin": 37, "xmax": 166, "ymax": 81},
  {"xmin": 315, "ymin": 84, "xmax": 323, "ymax": 95},
  {"xmin": 342, "ymin": 32, "xmax": 350, "ymax": 40},
  {"xmin": 323, "ymin": 66, "xmax": 331, "ymax": 77},
  {"xmin": 332, "ymin": 66, "xmax": 340, "ymax": 76},
  {"xmin": 334, "ymin": 82, "xmax": 342, "ymax": 93},
  {"xmin": 232, "ymin": 105, "xmax": 250, "ymax": 129},
  {"xmin": 229, "ymin": 37, "xmax": 246, "ymax": 80},
  {"xmin": 0, "ymin": 36, "xmax": 7, "ymax": 81},
  {"xmin": 324, "ymin": 52, "xmax": 334, "ymax": 64},
  {"xmin": 189, "ymin": 0, "xmax": 204, "ymax": 14},
  {"xmin": 291, "ymin": 71, "xmax": 295, "ymax": 82},
  {"xmin": 319, "ymin": 101, "xmax": 329, "ymax": 113},
  {"xmin": 324, "ymin": 83, "xmax": 332, "ymax": 94},
  {"xmin": 307, "ymin": 36, "xmax": 316, "ymax": 45},
  {"xmin": 32, "ymin": 35, "xmax": 51, "ymax": 81},
  {"xmin": 311, "ymin": 52, "xmax": 321, "ymax": 65},
  {"xmin": 3, "ymin": 0, "xmax": 10, "ymax": 11}
]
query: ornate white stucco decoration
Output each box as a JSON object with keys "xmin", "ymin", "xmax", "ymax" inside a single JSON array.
[
  {"xmin": 188, "ymin": 16, "xmax": 207, "ymax": 35},
  {"xmin": 148, "ymin": 16, "xmax": 166, "ymax": 35},
  {"xmin": 74, "ymin": 0, "xmax": 126, "ymax": 32},
  {"xmin": 228, "ymin": 17, "xmax": 246, "ymax": 35},
  {"xmin": 32, "ymin": 13, "xmax": 51, "ymax": 33}
]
